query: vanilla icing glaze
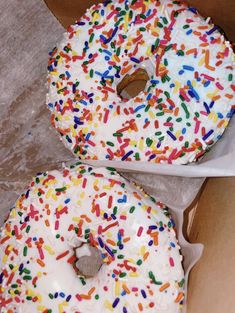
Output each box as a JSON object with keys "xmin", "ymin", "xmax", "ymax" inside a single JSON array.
[
  {"xmin": 47, "ymin": 0, "xmax": 234, "ymax": 164},
  {"xmin": 0, "ymin": 163, "xmax": 184, "ymax": 313}
]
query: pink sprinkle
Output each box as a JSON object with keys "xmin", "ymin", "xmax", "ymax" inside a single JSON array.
[
  {"xmin": 137, "ymin": 226, "xmax": 144, "ymax": 237},
  {"xmin": 215, "ymin": 82, "xmax": 224, "ymax": 90},
  {"xmin": 194, "ymin": 120, "xmax": 200, "ymax": 134},
  {"xmin": 132, "ymin": 287, "xmax": 138, "ymax": 292},
  {"xmin": 103, "ymin": 109, "xmax": 110, "ymax": 123},
  {"xmin": 82, "ymin": 178, "xmax": 87, "ymax": 188},
  {"xmin": 55, "ymin": 220, "xmax": 59, "ymax": 230},
  {"xmin": 169, "ymin": 257, "xmax": 175, "ymax": 267}
]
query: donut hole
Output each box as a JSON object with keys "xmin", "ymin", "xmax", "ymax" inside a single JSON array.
[
  {"xmin": 74, "ymin": 244, "xmax": 103, "ymax": 278},
  {"xmin": 117, "ymin": 68, "xmax": 149, "ymax": 100}
]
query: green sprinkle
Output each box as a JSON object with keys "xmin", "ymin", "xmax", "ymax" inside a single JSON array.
[
  {"xmin": 117, "ymin": 254, "xmax": 125, "ymax": 259},
  {"xmin": 129, "ymin": 206, "xmax": 135, "ymax": 213},
  {"xmin": 23, "ymin": 246, "xmax": 28, "ymax": 257},
  {"xmin": 146, "ymin": 138, "xmax": 153, "ymax": 147},
  {"xmin": 113, "ymin": 132, "xmax": 123, "ymax": 137},
  {"xmin": 23, "ymin": 275, "xmax": 32, "ymax": 281},
  {"xmin": 165, "ymin": 44, "xmax": 173, "ymax": 51},
  {"xmin": 113, "ymin": 206, "xmax": 118, "ymax": 215},
  {"xmin": 228, "ymin": 74, "xmax": 233, "ymax": 81},
  {"xmin": 156, "ymin": 112, "xmax": 164, "ymax": 116},
  {"xmin": 55, "ymin": 186, "xmax": 66, "ymax": 192},
  {"xmin": 107, "ymin": 141, "xmax": 114, "ymax": 147},
  {"xmin": 119, "ymin": 272, "xmax": 127, "ymax": 278},
  {"xmin": 137, "ymin": 259, "xmax": 143, "ymax": 266},
  {"xmin": 181, "ymin": 103, "xmax": 190, "ymax": 118},
  {"xmin": 95, "ymin": 294, "xmax": 99, "ymax": 300},
  {"xmin": 149, "ymin": 271, "xmax": 162, "ymax": 285},
  {"xmin": 162, "ymin": 17, "xmax": 168, "ymax": 24},
  {"xmin": 157, "ymin": 22, "xmax": 163, "ymax": 28}
]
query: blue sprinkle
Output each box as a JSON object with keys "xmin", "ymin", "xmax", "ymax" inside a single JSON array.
[
  {"xmin": 103, "ymin": 213, "xmax": 108, "ymax": 219},
  {"xmin": 170, "ymin": 83, "xmax": 175, "ymax": 88},
  {"xmin": 186, "ymin": 29, "xmax": 193, "ymax": 35},
  {"xmin": 202, "ymin": 129, "xmax": 214, "ymax": 141},
  {"xmin": 79, "ymin": 100, "xmax": 87, "ymax": 106},
  {"xmin": 150, "ymin": 79, "xmax": 159, "ymax": 84},
  {"xmin": 204, "ymin": 81, "xmax": 210, "ymax": 87},
  {"xmin": 95, "ymin": 71, "xmax": 103, "ymax": 77},
  {"xmin": 170, "ymin": 242, "xmax": 176, "ymax": 248},
  {"xmin": 85, "ymin": 133, "xmax": 91, "ymax": 141},
  {"xmin": 0, "ymin": 273, "xmax": 3, "ymax": 284},
  {"xmin": 121, "ymin": 150, "xmax": 134, "ymax": 161},
  {"xmin": 167, "ymin": 131, "xmax": 177, "ymax": 141},
  {"xmin": 64, "ymin": 198, "xmax": 70, "ymax": 204},
  {"xmin": 48, "ymin": 102, "xmax": 53, "ymax": 108},
  {"xmin": 147, "ymin": 93, "xmax": 152, "ymax": 100},
  {"xmin": 187, "ymin": 80, "xmax": 200, "ymax": 100},
  {"xmin": 178, "ymin": 70, "xmax": 184, "ymax": 75},
  {"xmin": 103, "ymin": 49, "xmax": 112, "ymax": 56},
  {"xmin": 217, "ymin": 113, "xmax": 223, "ymax": 119},
  {"xmin": 134, "ymin": 104, "xmax": 145, "ymax": 113},
  {"xmin": 48, "ymin": 65, "xmax": 54, "ymax": 72},
  {"xmin": 159, "ymin": 226, "xmax": 164, "ymax": 232},
  {"xmin": 59, "ymin": 292, "xmax": 65, "ymax": 298},
  {"xmin": 105, "ymin": 56, "xmax": 110, "ymax": 61},
  {"xmin": 118, "ymin": 195, "xmax": 127, "ymax": 203},
  {"xmin": 183, "ymin": 65, "xmax": 194, "ymax": 71},
  {"xmin": 188, "ymin": 7, "xmax": 198, "ymax": 13}
]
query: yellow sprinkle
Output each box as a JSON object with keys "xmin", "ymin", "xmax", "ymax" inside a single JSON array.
[
  {"xmin": 129, "ymin": 272, "xmax": 138, "ymax": 277},
  {"xmin": 10, "ymin": 209, "xmax": 17, "ymax": 218},
  {"xmin": 80, "ymin": 192, "xmax": 85, "ymax": 199},
  {"xmin": 139, "ymin": 138, "xmax": 144, "ymax": 151},
  {"xmin": 115, "ymin": 281, "xmax": 121, "ymax": 296},
  {"xmin": 72, "ymin": 217, "xmax": 81, "ymax": 222},
  {"xmin": 104, "ymin": 300, "xmax": 114, "ymax": 311},
  {"xmin": 173, "ymin": 81, "xmax": 180, "ymax": 94},
  {"xmin": 148, "ymin": 110, "xmax": 155, "ymax": 119},
  {"xmin": 50, "ymin": 71, "xmax": 59, "ymax": 76},
  {"xmin": 46, "ymin": 189, "xmax": 52, "ymax": 199},
  {"xmin": 37, "ymin": 306, "xmax": 47, "ymax": 312},
  {"xmin": 52, "ymin": 194, "xmax": 58, "ymax": 201},
  {"xmin": 140, "ymin": 246, "xmax": 146, "ymax": 256},
  {"xmin": 59, "ymin": 301, "xmax": 68, "ymax": 313},
  {"xmin": 175, "ymin": 130, "xmax": 181, "ymax": 138},
  {"xmin": 124, "ymin": 13, "xmax": 129, "ymax": 32},
  {"xmin": 199, "ymin": 56, "xmax": 205, "ymax": 66},
  {"xmin": 44, "ymin": 245, "xmax": 55, "ymax": 255},
  {"xmin": 146, "ymin": 45, "xmax": 152, "ymax": 56},
  {"xmin": 77, "ymin": 200, "xmax": 81, "ymax": 206},
  {"xmin": 71, "ymin": 178, "xmax": 82, "ymax": 186}
]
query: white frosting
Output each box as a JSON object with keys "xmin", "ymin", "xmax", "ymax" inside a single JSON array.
[
  {"xmin": 0, "ymin": 163, "xmax": 184, "ymax": 312},
  {"xmin": 47, "ymin": 0, "xmax": 234, "ymax": 164}
]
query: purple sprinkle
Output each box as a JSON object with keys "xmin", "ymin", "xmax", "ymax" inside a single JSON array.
[
  {"xmin": 130, "ymin": 57, "xmax": 140, "ymax": 63},
  {"xmin": 112, "ymin": 297, "xmax": 120, "ymax": 308},
  {"xmin": 66, "ymin": 295, "xmax": 72, "ymax": 302},
  {"xmin": 98, "ymin": 237, "xmax": 104, "ymax": 248},
  {"xmin": 202, "ymin": 129, "xmax": 214, "ymax": 141},
  {"xmin": 141, "ymin": 289, "xmax": 147, "ymax": 298},
  {"xmin": 167, "ymin": 131, "xmax": 177, "ymax": 141},
  {"xmin": 206, "ymin": 26, "xmax": 218, "ymax": 35},
  {"xmin": 149, "ymin": 225, "xmax": 158, "ymax": 230},
  {"xmin": 203, "ymin": 102, "xmax": 210, "ymax": 114},
  {"xmin": 105, "ymin": 245, "xmax": 114, "ymax": 258},
  {"xmin": 121, "ymin": 150, "xmax": 134, "ymax": 161},
  {"xmin": 123, "ymin": 307, "xmax": 128, "ymax": 313}
]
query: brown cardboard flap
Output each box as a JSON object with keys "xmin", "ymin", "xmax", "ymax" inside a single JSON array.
[
  {"xmin": 188, "ymin": 177, "xmax": 235, "ymax": 313},
  {"xmin": 45, "ymin": 0, "xmax": 235, "ymax": 41}
]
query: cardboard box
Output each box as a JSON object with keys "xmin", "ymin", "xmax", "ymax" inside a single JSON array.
[{"xmin": 45, "ymin": 1, "xmax": 235, "ymax": 312}]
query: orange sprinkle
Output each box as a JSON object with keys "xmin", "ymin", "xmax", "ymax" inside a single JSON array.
[
  {"xmin": 175, "ymin": 292, "xmax": 184, "ymax": 303},
  {"xmin": 138, "ymin": 303, "xmax": 143, "ymax": 311},
  {"xmin": 174, "ymin": 107, "xmax": 179, "ymax": 116},
  {"xmin": 107, "ymin": 239, "xmax": 116, "ymax": 246},
  {"xmin": 122, "ymin": 283, "xmax": 131, "ymax": 294},
  {"xmin": 205, "ymin": 50, "xmax": 215, "ymax": 71},
  {"xmin": 143, "ymin": 252, "xmax": 150, "ymax": 261},
  {"xmin": 225, "ymin": 93, "xmax": 233, "ymax": 99},
  {"xmin": 133, "ymin": 192, "xmax": 142, "ymax": 200},
  {"xmin": 123, "ymin": 237, "xmax": 130, "ymax": 243},
  {"xmin": 37, "ymin": 259, "xmax": 45, "ymax": 267},
  {"xmin": 212, "ymin": 95, "xmax": 221, "ymax": 101},
  {"xmin": 88, "ymin": 287, "xmax": 96, "ymax": 296},
  {"xmin": 45, "ymin": 219, "xmax": 50, "ymax": 227},
  {"xmin": 80, "ymin": 214, "xmax": 92, "ymax": 223},
  {"xmin": 159, "ymin": 282, "xmax": 170, "ymax": 292},
  {"xmin": 186, "ymin": 48, "xmax": 197, "ymax": 55},
  {"xmin": 217, "ymin": 120, "xmax": 225, "ymax": 128},
  {"xmin": 193, "ymin": 31, "xmax": 201, "ymax": 36},
  {"xmin": 198, "ymin": 25, "xmax": 208, "ymax": 30},
  {"xmin": 121, "ymin": 64, "xmax": 133, "ymax": 75}
]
